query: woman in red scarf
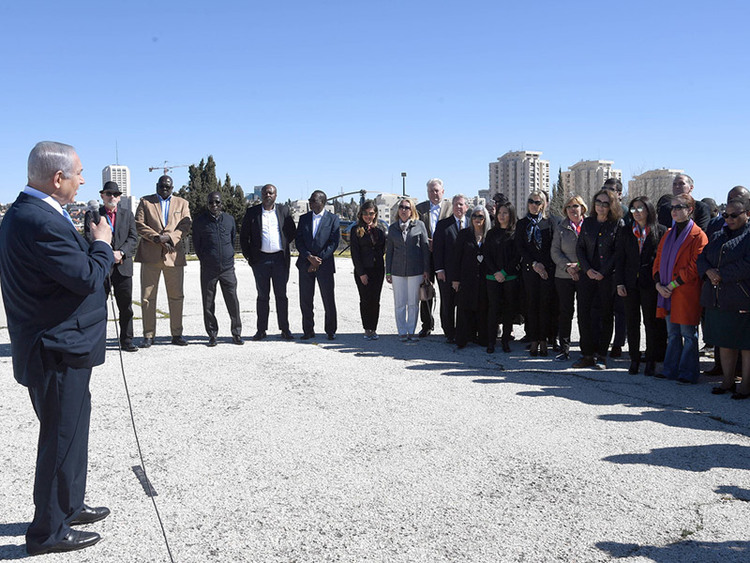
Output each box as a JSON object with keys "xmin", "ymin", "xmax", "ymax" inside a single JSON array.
[{"xmin": 652, "ymin": 193, "xmax": 708, "ymax": 383}]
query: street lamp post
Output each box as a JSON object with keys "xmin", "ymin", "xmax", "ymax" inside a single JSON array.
[{"xmin": 401, "ymin": 172, "xmax": 407, "ymax": 196}]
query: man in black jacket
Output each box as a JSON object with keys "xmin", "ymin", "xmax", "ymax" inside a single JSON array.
[
  {"xmin": 240, "ymin": 184, "xmax": 297, "ymax": 340},
  {"xmin": 84, "ymin": 181, "xmax": 139, "ymax": 351},
  {"xmin": 193, "ymin": 191, "xmax": 242, "ymax": 346},
  {"xmin": 657, "ymin": 174, "xmax": 710, "ymax": 232}
]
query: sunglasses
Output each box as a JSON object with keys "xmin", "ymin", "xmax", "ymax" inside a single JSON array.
[
  {"xmin": 528, "ymin": 199, "xmax": 543, "ymax": 205},
  {"xmin": 565, "ymin": 204, "xmax": 581, "ymax": 209},
  {"xmin": 398, "ymin": 205, "xmax": 412, "ymax": 210},
  {"xmin": 723, "ymin": 211, "xmax": 745, "ymax": 219},
  {"xmin": 471, "ymin": 214, "xmax": 485, "ymax": 220},
  {"xmin": 594, "ymin": 200, "xmax": 610, "ymax": 207},
  {"xmin": 670, "ymin": 204, "xmax": 688, "ymax": 211},
  {"xmin": 630, "ymin": 207, "xmax": 646, "ymax": 214}
]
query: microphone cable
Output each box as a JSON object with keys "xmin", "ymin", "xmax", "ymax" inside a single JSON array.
[{"xmin": 107, "ymin": 273, "xmax": 177, "ymax": 563}]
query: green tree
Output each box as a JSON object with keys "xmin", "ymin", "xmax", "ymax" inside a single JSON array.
[
  {"xmin": 549, "ymin": 167, "xmax": 566, "ymax": 218},
  {"xmin": 178, "ymin": 155, "xmax": 247, "ymax": 227}
]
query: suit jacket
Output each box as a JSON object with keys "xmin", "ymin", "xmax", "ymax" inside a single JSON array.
[
  {"xmin": 134, "ymin": 194, "xmax": 192, "ymax": 266},
  {"xmin": 416, "ymin": 199, "xmax": 452, "ymax": 237},
  {"xmin": 240, "ymin": 203, "xmax": 297, "ymax": 269},
  {"xmin": 433, "ymin": 215, "xmax": 468, "ymax": 281},
  {"xmin": 615, "ymin": 223, "xmax": 666, "ymax": 290},
  {"xmin": 295, "ymin": 210, "xmax": 340, "ymax": 274},
  {"xmin": 0, "ymin": 192, "xmax": 114, "ymax": 387},
  {"xmin": 84, "ymin": 204, "xmax": 137, "ymax": 277},
  {"xmin": 658, "ymin": 198, "xmax": 710, "ymax": 233}
]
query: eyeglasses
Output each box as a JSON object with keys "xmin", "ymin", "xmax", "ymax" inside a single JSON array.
[
  {"xmin": 723, "ymin": 211, "xmax": 744, "ymax": 219},
  {"xmin": 398, "ymin": 205, "xmax": 411, "ymax": 211},
  {"xmin": 565, "ymin": 204, "xmax": 581, "ymax": 209},
  {"xmin": 471, "ymin": 214, "xmax": 484, "ymax": 220},
  {"xmin": 630, "ymin": 207, "xmax": 646, "ymax": 214},
  {"xmin": 670, "ymin": 204, "xmax": 688, "ymax": 211},
  {"xmin": 528, "ymin": 199, "xmax": 543, "ymax": 205},
  {"xmin": 594, "ymin": 200, "xmax": 610, "ymax": 207}
]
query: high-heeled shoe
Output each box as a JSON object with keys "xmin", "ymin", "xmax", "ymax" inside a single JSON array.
[
  {"xmin": 529, "ymin": 341, "xmax": 539, "ymax": 357},
  {"xmin": 712, "ymin": 383, "xmax": 736, "ymax": 395}
]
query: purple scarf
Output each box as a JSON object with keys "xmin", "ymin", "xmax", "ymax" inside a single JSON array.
[{"xmin": 657, "ymin": 220, "xmax": 694, "ymax": 312}]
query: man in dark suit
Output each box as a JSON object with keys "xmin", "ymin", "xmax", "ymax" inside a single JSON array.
[
  {"xmin": 415, "ymin": 178, "xmax": 452, "ymax": 337},
  {"xmin": 240, "ymin": 183, "xmax": 297, "ymax": 340},
  {"xmin": 84, "ymin": 181, "xmax": 139, "ymax": 351},
  {"xmin": 0, "ymin": 141, "xmax": 114, "ymax": 555},
  {"xmin": 295, "ymin": 190, "xmax": 340, "ymax": 339},
  {"xmin": 193, "ymin": 191, "xmax": 243, "ymax": 346},
  {"xmin": 432, "ymin": 194, "xmax": 469, "ymax": 343},
  {"xmin": 657, "ymin": 173, "xmax": 710, "ymax": 232}
]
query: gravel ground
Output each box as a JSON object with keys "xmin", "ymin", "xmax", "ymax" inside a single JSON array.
[{"xmin": 1, "ymin": 258, "xmax": 750, "ymax": 562}]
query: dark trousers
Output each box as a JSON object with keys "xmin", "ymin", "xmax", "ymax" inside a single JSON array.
[
  {"xmin": 456, "ymin": 300, "xmax": 488, "ymax": 347},
  {"xmin": 26, "ymin": 350, "xmax": 92, "ymax": 552},
  {"xmin": 613, "ymin": 294, "xmax": 627, "ymax": 347},
  {"xmin": 420, "ymin": 257, "xmax": 436, "ymax": 332},
  {"xmin": 200, "ymin": 266, "xmax": 242, "ymax": 338},
  {"xmin": 577, "ymin": 275, "xmax": 615, "ymax": 357},
  {"xmin": 625, "ymin": 285, "xmax": 662, "ymax": 362},
  {"xmin": 521, "ymin": 269, "xmax": 553, "ymax": 342},
  {"xmin": 299, "ymin": 267, "xmax": 337, "ymax": 336},
  {"xmin": 437, "ymin": 278, "xmax": 457, "ymax": 339},
  {"xmin": 251, "ymin": 252, "xmax": 290, "ymax": 332},
  {"xmin": 354, "ymin": 267, "xmax": 384, "ymax": 331},
  {"xmin": 105, "ymin": 269, "xmax": 134, "ymax": 344},
  {"xmin": 555, "ymin": 277, "xmax": 577, "ymax": 352},
  {"xmin": 487, "ymin": 278, "xmax": 520, "ymax": 345}
]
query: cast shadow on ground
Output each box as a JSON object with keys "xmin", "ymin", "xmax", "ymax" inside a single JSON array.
[
  {"xmin": 715, "ymin": 485, "xmax": 750, "ymax": 501},
  {"xmin": 602, "ymin": 444, "xmax": 750, "ymax": 472},
  {"xmin": 0, "ymin": 342, "xmax": 12, "ymax": 357},
  {"xmin": 0, "ymin": 523, "xmax": 29, "ymax": 560},
  {"xmin": 597, "ymin": 539, "xmax": 750, "ymax": 562}
]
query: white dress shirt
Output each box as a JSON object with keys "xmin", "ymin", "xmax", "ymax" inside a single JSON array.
[{"xmin": 261, "ymin": 206, "xmax": 282, "ymax": 253}]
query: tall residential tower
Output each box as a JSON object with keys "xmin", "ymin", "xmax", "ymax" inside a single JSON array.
[{"xmin": 489, "ymin": 151, "xmax": 550, "ymax": 214}]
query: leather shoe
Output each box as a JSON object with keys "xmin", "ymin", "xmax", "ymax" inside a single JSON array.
[
  {"xmin": 207, "ymin": 336, "xmax": 217, "ymax": 347},
  {"xmin": 301, "ymin": 332, "xmax": 315, "ymax": 340},
  {"xmin": 140, "ymin": 337, "xmax": 153, "ymax": 348},
  {"xmin": 327, "ymin": 333, "xmax": 336, "ymax": 340},
  {"xmin": 27, "ymin": 530, "xmax": 101, "ymax": 555},
  {"xmin": 121, "ymin": 342, "xmax": 138, "ymax": 352},
  {"xmin": 171, "ymin": 335, "xmax": 188, "ymax": 346},
  {"xmin": 281, "ymin": 330, "xmax": 294, "ymax": 340},
  {"xmin": 232, "ymin": 335, "xmax": 244, "ymax": 345},
  {"xmin": 418, "ymin": 328, "xmax": 431, "ymax": 338},
  {"xmin": 71, "ymin": 504, "xmax": 110, "ymax": 526},
  {"xmin": 251, "ymin": 331, "xmax": 266, "ymax": 341}
]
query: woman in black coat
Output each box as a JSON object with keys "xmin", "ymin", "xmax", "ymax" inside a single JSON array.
[
  {"xmin": 485, "ymin": 201, "xmax": 521, "ymax": 353},
  {"xmin": 615, "ymin": 196, "xmax": 666, "ymax": 375},
  {"xmin": 516, "ymin": 190, "xmax": 555, "ymax": 356},
  {"xmin": 451, "ymin": 205, "xmax": 491, "ymax": 349},
  {"xmin": 574, "ymin": 188, "xmax": 623, "ymax": 369},
  {"xmin": 350, "ymin": 200, "xmax": 386, "ymax": 340}
]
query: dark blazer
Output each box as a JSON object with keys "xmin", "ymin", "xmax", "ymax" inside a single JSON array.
[
  {"xmin": 0, "ymin": 193, "xmax": 114, "ymax": 387},
  {"xmin": 452, "ymin": 229, "xmax": 487, "ymax": 309},
  {"xmin": 240, "ymin": 203, "xmax": 297, "ymax": 269},
  {"xmin": 615, "ymin": 223, "xmax": 666, "ymax": 290},
  {"xmin": 698, "ymin": 223, "xmax": 750, "ymax": 310},
  {"xmin": 515, "ymin": 215, "xmax": 555, "ymax": 272},
  {"xmin": 576, "ymin": 216, "xmax": 623, "ymax": 277},
  {"xmin": 84, "ymin": 204, "xmax": 137, "ymax": 277},
  {"xmin": 350, "ymin": 224, "xmax": 386, "ymax": 276},
  {"xmin": 433, "ymin": 215, "xmax": 467, "ymax": 280},
  {"xmin": 193, "ymin": 211, "xmax": 237, "ymax": 273},
  {"xmin": 658, "ymin": 198, "xmax": 710, "ymax": 233},
  {"xmin": 295, "ymin": 210, "xmax": 340, "ymax": 273},
  {"xmin": 485, "ymin": 226, "xmax": 521, "ymax": 278}
]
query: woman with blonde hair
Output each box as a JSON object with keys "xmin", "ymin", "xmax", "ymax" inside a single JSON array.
[
  {"xmin": 350, "ymin": 200, "xmax": 386, "ymax": 340},
  {"xmin": 385, "ymin": 198, "xmax": 430, "ymax": 341}
]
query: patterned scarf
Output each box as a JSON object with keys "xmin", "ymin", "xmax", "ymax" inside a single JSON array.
[
  {"xmin": 633, "ymin": 223, "xmax": 649, "ymax": 253},
  {"xmin": 657, "ymin": 220, "xmax": 693, "ymax": 312},
  {"xmin": 526, "ymin": 214, "xmax": 542, "ymax": 250},
  {"xmin": 569, "ymin": 219, "xmax": 582, "ymax": 236}
]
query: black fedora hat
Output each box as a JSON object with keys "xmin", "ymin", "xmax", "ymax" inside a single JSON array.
[{"xmin": 100, "ymin": 181, "xmax": 122, "ymax": 195}]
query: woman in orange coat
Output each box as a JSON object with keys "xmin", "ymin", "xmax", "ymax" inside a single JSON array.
[{"xmin": 652, "ymin": 193, "xmax": 708, "ymax": 383}]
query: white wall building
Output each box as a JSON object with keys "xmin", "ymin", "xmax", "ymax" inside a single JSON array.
[
  {"xmin": 102, "ymin": 165, "xmax": 134, "ymax": 210},
  {"xmin": 489, "ymin": 151, "xmax": 550, "ymax": 214},
  {"xmin": 561, "ymin": 160, "xmax": 622, "ymax": 205},
  {"xmin": 628, "ymin": 169, "xmax": 684, "ymax": 204}
]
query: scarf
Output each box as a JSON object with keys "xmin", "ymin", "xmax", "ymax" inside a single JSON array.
[
  {"xmin": 526, "ymin": 213, "xmax": 542, "ymax": 250},
  {"xmin": 569, "ymin": 219, "xmax": 582, "ymax": 236},
  {"xmin": 400, "ymin": 220, "xmax": 410, "ymax": 242},
  {"xmin": 633, "ymin": 223, "xmax": 649, "ymax": 253},
  {"xmin": 657, "ymin": 220, "xmax": 693, "ymax": 312}
]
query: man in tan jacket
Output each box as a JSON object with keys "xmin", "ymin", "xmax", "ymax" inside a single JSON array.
[{"xmin": 135, "ymin": 175, "xmax": 192, "ymax": 347}]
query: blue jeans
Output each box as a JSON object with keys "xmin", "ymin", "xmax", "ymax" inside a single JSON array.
[{"xmin": 663, "ymin": 315, "xmax": 699, "ymax": 381}]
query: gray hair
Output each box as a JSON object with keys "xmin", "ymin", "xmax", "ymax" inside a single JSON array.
[
  {"xmin": 426, "ymin": 178, "xmax": 443, "ymax": 189},
  {"xmin": 675, "ymin": 173, "xmax": 694, "ymax": 188},
  {"xmin": 27, "ymin": 141, "xmax": 77, "ymax": 186},
  {"xmin": 452, "ymin": 193, "xmax": 467, "ymax": 205},
  {"xmin": 470, "ymin": 205, "xmax": 491, "ymax": 238}
]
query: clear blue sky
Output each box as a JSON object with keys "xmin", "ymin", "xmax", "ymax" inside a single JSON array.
[{"xmin": 1, "ymin": 0, "xmax": 747, "ymax": 206}]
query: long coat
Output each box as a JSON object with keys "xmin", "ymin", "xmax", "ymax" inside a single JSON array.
[
  {"xmin": 653, "ymin": 222, "xmax": 708, "ymax": 325},
  {"xmin": 452, "ymin": 228, "xmax": 487, "ymax": 310}
]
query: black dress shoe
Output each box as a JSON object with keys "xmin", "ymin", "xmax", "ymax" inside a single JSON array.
[
  {"xmin": 486, "ymin": 345, "xmax": 495, "ymax": 354},
  {"xmin": 251, "ymin": 331, "xmax": 266, "ymax": 341},
  {"xmin": 121, "ymin": 342, "xmax": 139, "ymax": 352},
  {"xmin": 501, "ymin": 341, "xmax": 511, "ymax": 353},
  {"xmin": 628, "ymin": 360, "xmax": 640, "ymax": 375},
  {"xmin": 301, "ymin": 332, "xmax": 315, "ymax": 340},
  {"xmin": 644, "ymin": 361, "xmax": 656, "ymax": 376},
  {"xmin": 712, "ymin": 384, "xmax": 736, "ymax": 395},
  {"xmin": 71, "ymin": 504, "xmax": 110, "ymax": 525},
  {"xmin": 207, "ymin": 336, "xmax": 217, "ymax": 347},
  {"xmin": 232, "ymin": 335, "xmax": 244, "ymax": 345},
  {"xmin": 327, "ymin": 333, "xmax": 336, "ymax": 340},
  {"xmin": 140, "ymin": 337, "xmax": 153, "ymax": 348},
  {"xmin": 281, "ymin": 330, "xmax": 294, "ymax": 340},
  {"xmin": 418, "ymin": 328, "xmax": 431, "ymax": 338},
  {"xmin": 731, "ymin": 391, "xmax": 750, "ymax": 400},
  {"xmin": 609, "ymin": 345, "xmax": 622, "ymax": 358},
  {"xmin": 171, "ymin": 335, "xmax": 188, "ymax": 346},
  {"xmin": 27, "ymin": 530, "xmax": 101, "ymax": 555}
]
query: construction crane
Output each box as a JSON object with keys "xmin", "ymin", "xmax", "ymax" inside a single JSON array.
[{"xmin": 148, "ymin": 161, "xmax": 190, "ymax": 175}]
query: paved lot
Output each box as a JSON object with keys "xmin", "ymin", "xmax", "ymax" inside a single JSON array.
[{"xmin": 1, "ymin": 258, "xmax": 750, "ymax": 562}]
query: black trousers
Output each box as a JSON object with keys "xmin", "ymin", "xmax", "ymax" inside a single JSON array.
[
  {"xmin": 251, "ymin": 252, "xmax": 290, "ymax": 333},
  {"xmin": 555, "ymin": 277, "xmax": 577, "ymax": 351},
  {"xmin": 354, "ymin": 267, "xmax": 384, "ymax": 331},
  {"xmin": 299, "ymin": 266, "xmax": 337, "ymax": 336},
  {"xmin": 487, "ymin": 278, "xmax": 520, "ymax": 345},
  {"xmin": 437, "ymin": 278, "xmax": 457, "ymax": 339},
  {"xmin": 577, "ymin": 275, "xmax": 615, "ymax": 357},
  {"xmin": 521, "ymin": 269, "xmax": 553, "ymax": 342},
  {"xmin": 420, "ymin": 262, "xmax": 435, "ymax": 332},
  {"xmin": 624, "ymin": 284, "xmax": 662, "ymax": 362},
  {"xmin": 200, "ymin": 266, "xmax": 242, "ymax": 338},
  {"xmin": 105, "ymin": 269, "xmax": 134, "ymax": 344},
  {"xmin": 26, "ymin": 350, "xmax": 92, "ymax": 552}
]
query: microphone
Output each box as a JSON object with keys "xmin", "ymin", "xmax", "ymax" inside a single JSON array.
[{"xmin": 87, "ymin": 200, "xmax": 101, "ymax": 224}]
